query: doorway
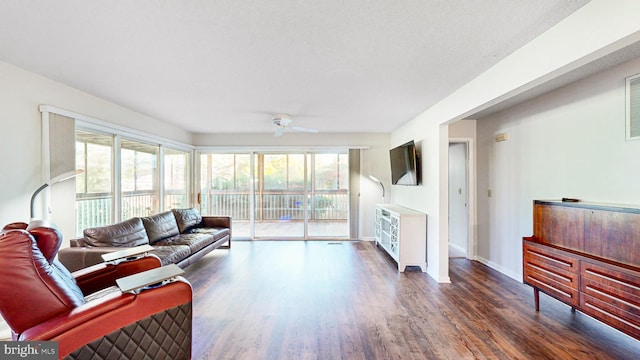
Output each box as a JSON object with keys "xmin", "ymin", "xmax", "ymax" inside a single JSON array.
[{"xmin": 448, "ymin": 142, "xmax": 469, "ymax": 258}]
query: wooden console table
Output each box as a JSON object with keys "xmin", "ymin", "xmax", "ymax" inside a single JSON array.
[{"xmin": 523, "ymin": 200, "xmax": 640, "ymax": 341}]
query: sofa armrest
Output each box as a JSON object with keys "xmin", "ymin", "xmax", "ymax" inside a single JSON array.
[
  {"xmin": 72, "ymin": 255, "xmax": 162, "ymax": 295},
  {"xmin": 59, "ymin": 246, "xmax": 136, "ymax": 272},
  {"xmin": 69, "ymin": 237, "xmax": 89, "ymax": 247},
  {"xmin": 101, "ymin": 244, "xmax": 155, "ymax": 263},
  {"xmin": 201, "ymin": 216, "xmax": 232, "ymax": 247},
  {"xmin": 116, "ymin": 264, "xmax": 185, "ymax": 293},
  {"xmin": 201, "ymin": 215, "xmax": 231, "ymax": 230},
  {"xmin": 201, "ymin": 215, "xmax": 231, "ymax": 228}
]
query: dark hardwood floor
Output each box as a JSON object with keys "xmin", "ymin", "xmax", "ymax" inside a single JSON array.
[{"xmin": 183, "ymin": 240, "xmax": 640, "ymax": 360}]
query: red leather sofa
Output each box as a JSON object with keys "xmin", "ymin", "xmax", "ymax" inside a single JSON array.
[{"xmin": 0, "ymin": 221, "xmax": 192, "ymax": 359}]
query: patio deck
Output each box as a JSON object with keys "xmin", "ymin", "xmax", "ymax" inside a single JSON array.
[{"xmin": 232, "ymin": 220, "xmax": 349, "ymax": 239}]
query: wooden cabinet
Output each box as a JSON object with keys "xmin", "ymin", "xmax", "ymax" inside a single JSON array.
[
  {"xmin": 523, "ymin": 200, "xmax": 640, "ymax": 341},
  {"xmin": 374, "ymin": 204, "xmax": 427, "ymax": 272},
  {"xmin": 579, "ymin": 259, "xmax": 640, "ymax": 340},
  {"xmin": 523, "ymin": 241, "xmax": 579, "ymax": 308}
]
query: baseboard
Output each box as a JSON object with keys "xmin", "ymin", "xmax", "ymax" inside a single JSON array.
[
  {"xmin": 427, "ymin": 267, "xmax": 451, "ymax": 283},
  {"xmin": 475, "ymin": 256, "xmax": 521, "ymax": 282},
  {"xmin": 361, "ymin": 236, "xmax": 375, "ymax": 242}
]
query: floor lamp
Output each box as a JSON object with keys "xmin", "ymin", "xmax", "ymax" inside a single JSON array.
[
  {"xmin": 30, "ymin": 169, "xmax": 84, "ymax": 220},
  {"xmin": 368, "ymin": 175, "xmax": 385, "ymax": 202}
]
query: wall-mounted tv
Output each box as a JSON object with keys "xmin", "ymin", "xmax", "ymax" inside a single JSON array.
[{"xmin": 389, "ymin": 140, "xmax": 420, "ymax": 186}]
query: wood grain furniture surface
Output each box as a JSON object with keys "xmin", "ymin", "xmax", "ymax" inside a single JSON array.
[{"xmin": 523, "ymin": 199, "xmax": 640, "ymax": 341}]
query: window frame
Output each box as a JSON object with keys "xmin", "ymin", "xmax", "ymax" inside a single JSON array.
[{"xmin": 72, "ymin": 118, "xmax": 194, "ymax": 235}]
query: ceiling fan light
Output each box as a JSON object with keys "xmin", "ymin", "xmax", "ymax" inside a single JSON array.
[{"xmin": 271, "ymin": 113, "xmax": 317, "ymax": 136}]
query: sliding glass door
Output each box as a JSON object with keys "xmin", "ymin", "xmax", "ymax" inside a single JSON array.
[
  {"xmin": 254, "ymin": 153, "xmax": 308, "ymax": 238},
  {"xmin": 199, "ymin": 151, "xmax": 349, "ymax": 239},
  {"xmin": 199, "ymin": 153, "xmax": 254, "ymax": 238},
  {"xmin": 308, "ymin": 153, "xmax": 349, "ymax": 237}
]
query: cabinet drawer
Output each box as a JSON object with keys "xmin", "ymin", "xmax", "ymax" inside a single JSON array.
[
  {"xmin": 580, "ymin": 260, "xmax": 640, "ymax": 338},
  {"xmin": 580, "ymin": 293, "xmax": 640, "ymax": 340},
  {"xmin": 523, "ymin": 242, "xmax": 579, "ymax": 307}
]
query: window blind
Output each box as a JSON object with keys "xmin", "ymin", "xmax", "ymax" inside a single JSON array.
[
  {"xmin": 49, "ymin": 113, "xmax": 76, "ymax": 178},
  {"xmin": 627, "ymin": 75, "xmax": 640, "ymax": 140}
]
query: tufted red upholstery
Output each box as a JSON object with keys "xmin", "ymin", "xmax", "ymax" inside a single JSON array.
[
  {"xmin": 0, "ymin": 221, "xmax": 84, "ymax": 333},
  {"xmin": 0, "ymin": 221, "xmax": 192, "ymax": 359}
]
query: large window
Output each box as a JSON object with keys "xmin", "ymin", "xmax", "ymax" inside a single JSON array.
[
  {"xmin": 76, "ymin": 131, "xmax": 113, "ymax": 231},
  {"xmin": 311, "ymin": 153, "xmax": 349, "ymax": 225},
  {"xmin": 314, "ymin": 153, "xmax": 348, "ymax": 190},
  {"xmin": 120, "ymin": 139, "xmax": 159, "ymax": 219},
  {"xmin": 200, "ymin": 154, "xmax": 254, "ymax": 236},
  {"xmin": 164, "ymin": 148, "xmax": 190, "ymax": 210},
  {"xmin": 75, "ymin": 128, "xmax": 192, "ymax": 236}
]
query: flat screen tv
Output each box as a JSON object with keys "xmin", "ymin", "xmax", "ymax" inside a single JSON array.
[{"xmin": 389, "ymin": 140, "xmax": 419, "ymax": 185}]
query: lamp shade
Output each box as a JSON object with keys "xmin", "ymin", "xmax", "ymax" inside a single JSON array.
[
  {"xmin": 30, "ymin": 170, "xmax": 84, "ymax": 220},
  {"xmin": 368, "ymin": 175, "xmax": 385, "ymax": 201}
]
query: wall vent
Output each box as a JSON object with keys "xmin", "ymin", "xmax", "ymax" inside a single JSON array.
[{"xmin": 625, "ymin": 74, "xmax": 640, "ymax": 140}]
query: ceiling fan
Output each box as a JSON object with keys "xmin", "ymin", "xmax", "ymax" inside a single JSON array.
[{"xmin": 272, "ymin": 114, "xmax": 318, "ymax": 137}]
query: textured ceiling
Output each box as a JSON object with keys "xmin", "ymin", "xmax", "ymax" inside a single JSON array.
[{"xmin": 0, "ymin": 0, "xmax": 589, "ymax": 134}]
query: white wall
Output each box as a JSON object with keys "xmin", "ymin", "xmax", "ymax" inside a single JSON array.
[
  {"xmin": 476, "ymin": 57, "xmax": 640, "ymax": 280},
  {"xmin": 449, "ymin": 120, "xmax": 477, "ymax": 139},
  {"xmin": 390, "ymin": 119, "xmax": 450, "ymax": 282},
  {"xmin": 390, "ymin": 0, "xmax": 640, "ymax": 283},
  {"xmin": 0, "ymin": 61, "xmax": 192, "ymax": 241}
]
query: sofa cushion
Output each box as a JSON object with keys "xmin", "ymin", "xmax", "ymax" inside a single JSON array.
[
  {"xmin": 160, "ymin": 233, "xmax": 213, "ymax": 254},
  {"xmin": 142, "ymin": 211, "xmax": 180, "ymax": 244},
  {"xmin": 188, "ymin": 227, "xmax": 230, "ymax": 242},
  {"xmin": 172, "ymin": 208, "xmax": 203, "ymax": 233},
  {"xmin": 83, "ymin": 218, "xmax": 150, "ymax": 247},
  {"xmin": 149, "ymin": 245, "xmax": 191, "ymax": 266}
]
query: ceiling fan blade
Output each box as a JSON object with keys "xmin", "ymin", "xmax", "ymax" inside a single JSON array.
[
  {"xmin": 271, "ymin": 113, "xmax": 318, "ymax": 136},
  {"xmin": 290, "ymin": 126, "xmax": 319, "ymax": 133}
]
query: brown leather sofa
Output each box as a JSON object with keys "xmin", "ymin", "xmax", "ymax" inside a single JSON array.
[{"xmin": 59, "ymin": 208, "xmax": 231, "ymax": 272}]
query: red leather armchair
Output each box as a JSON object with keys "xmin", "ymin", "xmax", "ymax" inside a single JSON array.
[{"xmin": 0, "ymin": 221, "xmax": 192, "ymax": 359}]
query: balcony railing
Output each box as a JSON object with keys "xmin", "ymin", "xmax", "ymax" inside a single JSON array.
[
  {"xmin": 76, "ymin": 190, "xmax": 347, "ymax": 236},
  {"xmin": 200, "ymin": 190, "xmax": 348, "ymax": 221},
  {"xmin": 75, "ymin": 192, "xmax": 187, "ymax": 236},
  {"xmin": 76, "ymin": 194, "xmax": 112, "ymax": 234}
]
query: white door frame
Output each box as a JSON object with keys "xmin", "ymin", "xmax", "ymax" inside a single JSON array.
[{"xmin": 448, "ymin": 138, "xmax": 476, "ymax": 260}]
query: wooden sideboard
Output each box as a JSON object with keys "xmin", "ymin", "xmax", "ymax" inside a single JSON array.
[{"xmin": 523, "ymin": 200, "xmax": 640, "ymax": 341}]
